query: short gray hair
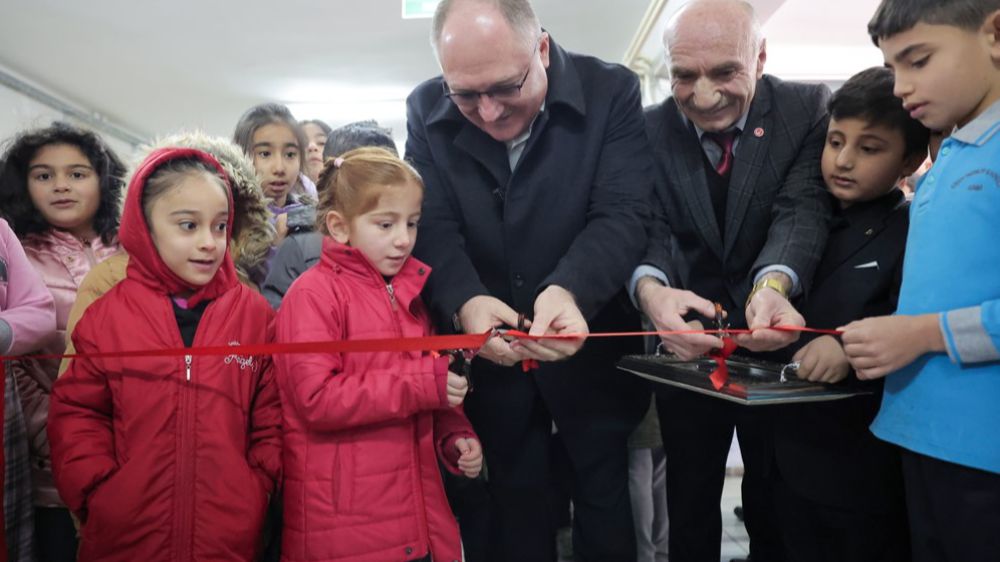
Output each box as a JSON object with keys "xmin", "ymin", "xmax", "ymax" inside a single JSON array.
[{"xmin": 431, "ymin": 0, "xmax": 541, "ymax": 52}]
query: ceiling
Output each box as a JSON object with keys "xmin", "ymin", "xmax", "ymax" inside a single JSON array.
[
  {"xmin": 0, "ymin": 0, "xmax": 650, "ymax": 145},
  {"xmin": 1, "ymin": 0, "xmax": 887, "ymax": 150}
]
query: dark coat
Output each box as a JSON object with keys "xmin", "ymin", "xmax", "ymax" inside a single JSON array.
[
  {"xmin": 642, "ymin": 75, "xmax": 833, "ymax": 326},
  {"xmin": 772, "ymin": 189, "xmax": 910, "ymax": 511},
  {"xmin": 405, "ymin": 38, "xmax": 652, "ymax": 449}
]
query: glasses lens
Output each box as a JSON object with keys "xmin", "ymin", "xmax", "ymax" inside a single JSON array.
[{"xmin": 488, "ymin": 85, "xmax": 522, "ymax": 101}]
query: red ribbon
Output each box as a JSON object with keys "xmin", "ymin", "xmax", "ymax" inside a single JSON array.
[
  {"xmin": 708, "ymin": 338, "xmax": 740, "ymax": 390},
  {"xmin": 0, "ymin": 326, "xmax": 842, "ymax": 381}
]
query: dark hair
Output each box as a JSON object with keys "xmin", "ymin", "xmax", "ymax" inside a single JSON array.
[
  {"xmin": 829, "ymin": 67, "xmax": 931, "ymax": 159},
  {"xmin": 299, "ymin": 119, "xmax": 333, "ymax": 138},
  {"xmin": 141, "ymin": 157, "xmax": 230, "ymax": 227},
  {"xmin": 0, "ymin": 122, "xmax": 126, "ymax": 244},
  {"xmin": 232, "ymin": 103, "xmax": 308, "ymax": 169},
  {"xmin": 323, "ymin": 120, "xmax": 398, "ymax": 159},
  {"xmin": 869, "ymin": 0, "xmax": 1000, "ymax": 45}
]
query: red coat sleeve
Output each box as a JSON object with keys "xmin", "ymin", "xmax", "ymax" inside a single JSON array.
[
  {"xmin": 275, "ymin": 286, "xmax": 449, "ymax": 432},
  {"xmin": 247, "ymin": 348, "xmax": 282, "ymax": 495},
  {"xmin": 47, "ymin": 320, "xmax": 116, "ymax": 518},
  {"xmin": 434, "ymin": 405, "xmax": 478, "ymax": 475}
]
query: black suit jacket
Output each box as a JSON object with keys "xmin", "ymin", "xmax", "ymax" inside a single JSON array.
[
  {"xmin": 771, "ymin": 189, "xmax": 909, "ymax": 511},
  {"xmin": 642, "ymin": 75, "xmax": 833, "ymax": 326},
  {"xmin": 405, "ymin": 39, "xmax": 652, "ymax": 445}
]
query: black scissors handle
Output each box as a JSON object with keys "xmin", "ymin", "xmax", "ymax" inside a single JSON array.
[{"xmin": 444, "ymin": 349, "xmax": 474, "ymax": 392}]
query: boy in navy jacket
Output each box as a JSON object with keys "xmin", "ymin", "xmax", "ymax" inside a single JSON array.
[{"xmin": 768, "ymin": 66, "xmax": 929, "ymax": 562}]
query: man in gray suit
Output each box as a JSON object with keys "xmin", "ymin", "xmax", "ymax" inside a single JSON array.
[{"xmin": 631, "ymin": 1, "xmax": 832, "ymax": 560}]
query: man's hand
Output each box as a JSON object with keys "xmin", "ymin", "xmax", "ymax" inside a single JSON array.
[
  {"xmin": 735, "ymin": 277, "xmax": 803, "ymax": 352},
  {"xmin": 637, "ymin": 278, "xmax": 722, "ymax": 360},
  {"xmin": 455, "ymin": 438, "xmax": 484, "ymax": 479},
  {"xmin": 446, "ymin": 371, "xmax": 469, "ymax": 407},
  {"xmin": 792, "ymin": 335, "xmax": 850, "ymax": 383},
  {"xmin": 510, "ymin": 285, "xmax": 588, "ymax": 362},
  {"xmin": 457, "ymin": 296, "xmax": 525, "ymax": 367},
  {"xmin": 841, "ymin": 314, "xmax": 945, "ymax": 380}
]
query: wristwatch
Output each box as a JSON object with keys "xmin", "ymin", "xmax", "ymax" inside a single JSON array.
[{"xmin": 745, "ymin": 277, "xmax": 788, "ymax": 308}]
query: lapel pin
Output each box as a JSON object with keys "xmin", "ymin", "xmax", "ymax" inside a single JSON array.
[
  {"xmin": 865, "ymin": 228, "xmax": 874, "ymax": 236},
  {"xmin": 753, "ymin": 127, "xmax": 764, "ymax": 138}
]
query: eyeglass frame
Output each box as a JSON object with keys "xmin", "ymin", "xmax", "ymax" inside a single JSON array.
[{"xmin": 441, "ymin": 37, "xmax": 541, "ymax": 109}]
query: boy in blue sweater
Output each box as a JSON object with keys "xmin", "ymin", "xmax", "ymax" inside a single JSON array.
[{"xmin": 842, "ymin": 1, "xmax": 1000, "ymax": 559}]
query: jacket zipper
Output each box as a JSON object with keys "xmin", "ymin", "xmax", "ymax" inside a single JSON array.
[
  {"xmin": 174, "ymin": 304, "xmax": 209, "ymax": 560},
  {"xmin": 386, "ymin": 282, "xmax": 398, "ymax": 310}
]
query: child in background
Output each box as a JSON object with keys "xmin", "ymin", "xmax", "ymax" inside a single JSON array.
[
  {"xmin": 275, "ymin": 147, "xmax": 482, "ymax": 562},
  {"xmin": 0, "ymin": 217, "xmax": 56, "ymax": 562},
  {"xmin": 48, "ymin": 148, "xmax": 281, "ymax": 562},
  {"xmin": 768, "ymin": 66, "xmax": 928, "ymax": 562},
  {"xmin": 299, "ymin": 119, "xmax": 332, "ymax": 184},
  {"xmin": 842, "ymin": 1, "xmax": 1000, "ymax": 559},
  {"xmin": 233, "ymin": 104, "xmax": 317, "ymax": 283},
  {"xmin": 261, "ymin": 120, "xmax": 398, "ymax": 308},
  {"xmin": 0, "ymin": 122, "xmax": 126, "ymax": 561}
]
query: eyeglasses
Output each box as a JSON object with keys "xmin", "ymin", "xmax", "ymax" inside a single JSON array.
[{"xmin": 443, "ymin": 40, "xmax": 539, "ymax": 110}]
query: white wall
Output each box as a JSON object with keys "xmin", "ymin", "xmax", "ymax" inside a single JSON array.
[{"xmin": 0, "ymin": 66, "xmax": 139, "ymax": 161}]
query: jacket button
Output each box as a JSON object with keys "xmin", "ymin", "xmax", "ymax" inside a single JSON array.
[
  {"xmin": 514, "ymin": 273, "xmax": 525, "ymax": 288},
  {"xmin": 405, "ymin": 547, "xmax": 413, "ymax": 555},
  {"xmin": 418, "ymin": 267, "xmax": 426, "ymax": 275}
]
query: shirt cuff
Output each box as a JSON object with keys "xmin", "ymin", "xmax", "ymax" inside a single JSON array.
[
  {"xmin": 940, "ymin": 306, "xmax": 1000, "ymax": 365},
  {"xmin": 628, "ymin": 265, "xmax": 671, "ymax": 309},
  {"xmin": 754, "ymin": 265, "xmax": 801, "ymax": 297}
]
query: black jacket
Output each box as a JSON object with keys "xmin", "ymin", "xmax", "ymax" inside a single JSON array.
[
  {"xmin": 771, "ymin": 189, "xmax": 909, "ymax": 511},
  {"xmin": 405, "ymin": 38, "xmax": 652, "ymax": 438}
]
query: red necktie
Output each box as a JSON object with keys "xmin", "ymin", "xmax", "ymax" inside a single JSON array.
[{"xmin": 705, "ymin": 130, "xmax": 738, "ymax": 176}]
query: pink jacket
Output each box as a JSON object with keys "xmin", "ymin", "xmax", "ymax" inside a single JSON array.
[
  {"xmin": 16, "ymin": 228, "xmax": 118, "ymax": 507},
  {"xmin": 0, "ymin": 218, "xmax": 56, "ymax": 355}
]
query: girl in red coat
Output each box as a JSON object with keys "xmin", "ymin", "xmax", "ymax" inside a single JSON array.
[
  {"xmin": 47, "ymin": 148, "xmax": 282, "ymax": 561},
  {"xmin": 275, "ymin": 147, "xmax": 483, "ymax": 562}
]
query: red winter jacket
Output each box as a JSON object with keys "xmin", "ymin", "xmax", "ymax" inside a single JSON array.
[
  {"xmin": 47, "ymin": 148, "xmax": 282, "ymax": 562},
  {"xmin": 275, "ymin": 238, "xmax": 476, "ymax": 562}
]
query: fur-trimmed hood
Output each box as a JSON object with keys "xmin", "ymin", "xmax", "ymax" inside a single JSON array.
[{"xmin": 120, "ymin": 131, "xmax": 274, "ymax": 284}]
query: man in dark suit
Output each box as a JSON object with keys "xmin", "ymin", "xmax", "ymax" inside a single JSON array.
[
  {"xmin": 406, "ymin": 1, "xmax": 652, "ymax": 560},
  {"xmin": 631, "ymin": 1, "xmax": 833, "ymax": 560}
]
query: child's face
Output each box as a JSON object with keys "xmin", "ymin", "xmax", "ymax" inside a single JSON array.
[
  {"xmin": 148, "ymin": 173, "xmax": 230, "ymax": 290},
  {"xmin": 302, "ymin": 123, "xmax": 327, "ymax": 183},
  {"xmin": 326, "ymin": 183, "xmax": 422, "ymax": 277},
  {"xmin": 251, "ymin": 123, "xmax": 301, "ymax": 207},
  {"xmin": 27, "ymin": 143, "xmax": 101, "ymax": 239},
  {"xmin": 822, "ymin": 117, "xmax": 923, "ymax": 208},
  {"xmin": 880, "ymin": 20, "xmax": 1000, "ymax": 130}
]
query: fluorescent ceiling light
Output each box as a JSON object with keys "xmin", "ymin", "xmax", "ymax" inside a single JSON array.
[{"xmin": 402, "ymin": 0, "xmax": 441, "ymax": 19}]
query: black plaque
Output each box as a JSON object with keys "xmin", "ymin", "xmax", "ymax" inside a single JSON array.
[{"xmin": 618, "ymin": 354, "xmax": 869, "ymax": 405}]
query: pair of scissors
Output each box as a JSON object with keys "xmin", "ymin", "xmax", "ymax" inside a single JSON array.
[
  {"xmin": 714, "ymin": 302, "xmax": 729, "ymax": 338},
  {"xmin": 444, "ymin": 349, "xmax": 476, "ymax": 392}
]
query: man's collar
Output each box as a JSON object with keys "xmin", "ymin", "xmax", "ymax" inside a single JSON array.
[
  {"xmin": 686, "ymin": 111, "xmax": 750, "ymax": 139},
  {"xmin": 426, "ymin": 34, "xmax": 585, "ymax": 127},
  {"xmin": 951, "ymin": 98, "xmax": 1000, "ymax": 146}
]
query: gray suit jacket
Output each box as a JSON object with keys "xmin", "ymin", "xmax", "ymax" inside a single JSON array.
[{"xmin": 642, "ymin": 74, "xmax": 833, "ymax": 327}]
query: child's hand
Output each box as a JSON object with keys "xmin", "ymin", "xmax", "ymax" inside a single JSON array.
[
  {"xmin": 840, "ymin": 314, "xmax": 945, "ymax": 380},
  {"xmin": 792, "ymin": 335, "xmax": 850, "ymax": 383},
  {"xmin": 446, "ymin": 371, "xmax": 469, "ymax": 407},
  {"xmin": 275, "ymin": 213, "xmax": 289, "ymax": 245},
  {"xmin": 454, "ymin": 438, "xmax": 483, "ymax": 478}
]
